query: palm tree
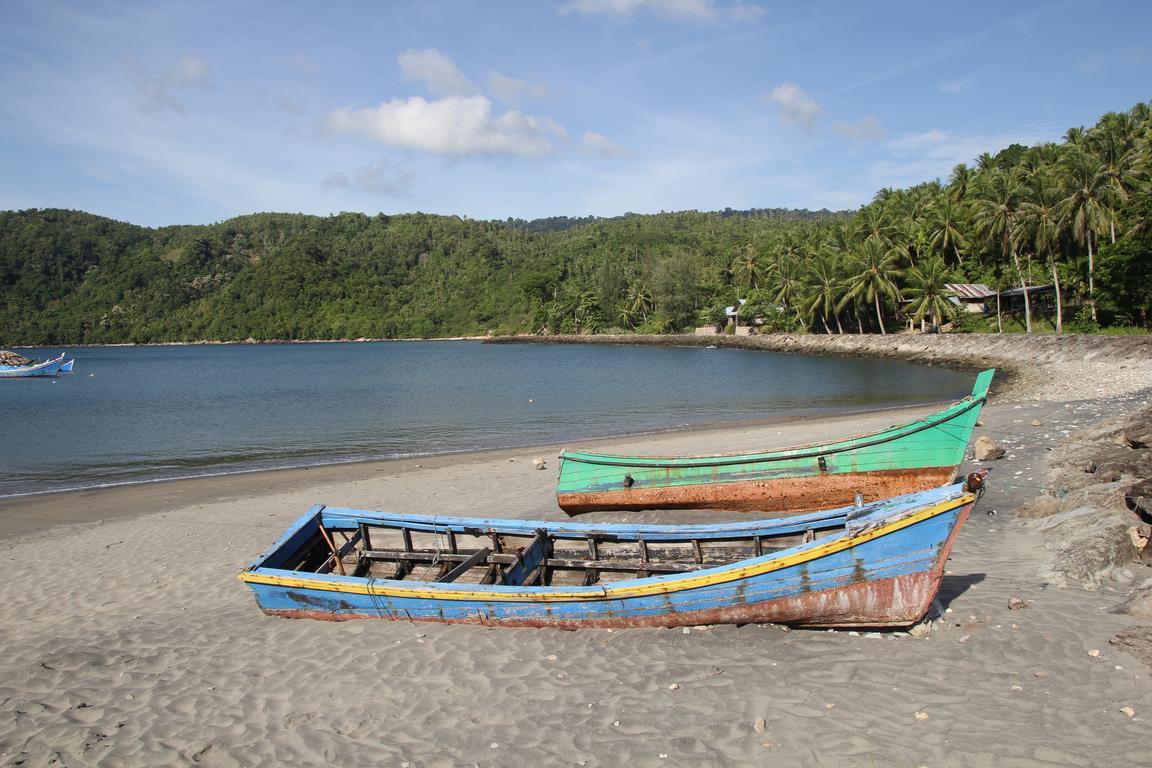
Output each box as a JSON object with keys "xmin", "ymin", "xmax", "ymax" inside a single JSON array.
[
  {"xmin": 837, "ymin": 239, "xmax": 902, "ymax": 334},
  {"xmin": 624, "ymin": 283, "xmax": 653, "ymax": 323},
  {"xmin": 1088, "ymin": 112, "xmax": 1148, "ymax": 242},
  {"xmin": 1015, "ymin": 165, "xmax": 1065, "ymax": 333},
  {"xmin": 971, "ymin": 169, "xmax": 1032, "ymax": 333},
  {"xmin": 926, "ymin": 196, "xmax": 967, "ymax": 266},
  {"xmin": 1058, "ymin": 147, "xmax": 1112, "ymax": 322},
  {"xmin": 948, "ymin": 163, "xmax": 974, "ymax": 203},
  {"xmin": 800, "ymin": 251, "xmax": 844, "ymax": 334},
  {"xmin": 904, "ymin": 256, "xmax": 955, "ymax": 331},
  {"xmin": 730, "ymin": 243, "xmax": 765, "ymax": 293}
]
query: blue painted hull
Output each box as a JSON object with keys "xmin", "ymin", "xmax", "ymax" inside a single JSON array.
[
  {"xmin": 241, "ymin": 483, "xmax": 976, "ymax": 629},
  {"xmin": 0, "ymin": 359, "xmax": 60, "ymax": 378}
]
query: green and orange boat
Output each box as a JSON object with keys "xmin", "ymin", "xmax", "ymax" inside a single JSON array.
[{"xmin": 557, "ymin": 369, "xmax": 994, "ymax": 516}]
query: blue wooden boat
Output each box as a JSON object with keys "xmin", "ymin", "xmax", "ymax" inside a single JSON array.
[
  {"xmin": 59, "ymin": 358, "xmax": 75, "ymax": 373},
  {"xmin": 240, "ymin": 478, "xmax": 982, "ymax": 629},
  {"xmin": 0, "ymin": 358, "xmax": 61, "ymax": 378}
]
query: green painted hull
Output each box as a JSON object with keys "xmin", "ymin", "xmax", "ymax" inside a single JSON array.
[{"xmin": 557, "ymin": 369, "xmax": 994, "ymax": 515}]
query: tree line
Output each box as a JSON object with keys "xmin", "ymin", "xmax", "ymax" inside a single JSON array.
[{"xmin": 1, "ymin": 102, "xmax": 1149, "ymax": 345}]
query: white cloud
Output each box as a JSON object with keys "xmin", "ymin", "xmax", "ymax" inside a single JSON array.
[
  {"xmin": 398, "ymin": 49, "xmax": 476, "ymax": 97},
  {"xmin": 325, "ymin": 95, "xmax": 564, "ymax": 157},
  {"xmin": 832, "ymin": 115, "xmax": 885, "ymax": 143},
  {"xmin": 582, "ymin": 130, "xmax": 624, "ymax": 156},
  {"xmin": 323, "ymin": 159, "xmax": 415, "ymax": 196},
  {"xmin": 938, "ymin": 76, "xmax": 974, "ymax": 95},
  {"xmin": 559, "ymin": 0, "xmax": 763, "ymax": 22},
  {"xmin": 131, "ymin": 54, "xmax": 209, "ymax": 115},
  {"xmin": 872, "ymin": 127, "xmax": 1055, "ymax": 185},
  {"xmin": 487, "ymin": 71, "xmax": 548, "ymax": 104},
  {"xmin": 764, "ymin": 82, "xmax": 821, "ymax": 129}
]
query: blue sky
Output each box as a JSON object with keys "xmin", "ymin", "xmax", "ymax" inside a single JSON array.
[{"xmin": 1, "ymin": 0, "xmax": 1149, "ymax": 227}]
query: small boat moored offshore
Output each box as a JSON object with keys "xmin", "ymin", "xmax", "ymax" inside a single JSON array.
[
  {"xmin": 0, "ymin": 357, "xmax": 61, "ymax": 378},
  {"xmin": 239, "ymin": 478, "xmax": 982, "ymax": 629},
  {"xmin": 556, "ymin": 369, "xmax": 995, "ymax": 516}
]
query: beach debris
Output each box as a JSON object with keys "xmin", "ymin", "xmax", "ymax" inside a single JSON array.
[
  {"xmin": 1031, "ymin": 419, "xmax": 1044, "ymax": 427},
  {"xmin": 753, "ymin": 718, "xmax": 766, "ymax": 733},
  {"xmin": 546, "ymin": 654, "xmax": 558, "ymax": 661},
  {"xmin": 973, "ymin": 436, "xmax": 1006, "ymax": 461},
  {"xmin": 1121, "ymin": 707, "xmax": 1136, "ymax": 717},
  {"xmin": 1011, "ymin": 685, "xmax": 1023, "ymax": 691},
  {"xmin": 682, "ymin": 627, "xmax": 691, "ymax": 635},
  {"xmin": 668, "ymin": 683, "xmax": 679, "ymax": 690},
  {"xmin": 760, "ymin": 741, "xmax": 778, "ymax": 748},
  {"xmin": 908, "ymin": 622, "xmax": 933, "ymax": 638},
  {"xmin": 1008, "ymin": 597, "xmax": 1029, "ymax": 610},
  {"xmin": 532, "ymin": 458, "xmax": 547, "ymax": 470},
  {"xmin": 0, "ymin": 350, "xmax": 34, "ymax": 366},
  {"xmin": 1088, "ymin": 649, "xmax": 1101, "ymax": 658},
  {"xmin": 914, "ymin": 711, "xmax": 929, "ymax": 721}
]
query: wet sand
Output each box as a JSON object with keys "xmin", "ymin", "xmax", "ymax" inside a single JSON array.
[{"xmin": 2, "ymin": 384, "xmax": 1151, "ymax": 765}]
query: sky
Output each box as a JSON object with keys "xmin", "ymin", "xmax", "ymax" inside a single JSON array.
[{"xmin": 1, "ymin": 0, "xmax": 1149, "ymax": 227}]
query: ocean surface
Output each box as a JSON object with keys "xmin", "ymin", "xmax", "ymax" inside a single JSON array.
[{"xmin": 0, "ymin": 341, "xmax": 973, "ymax": 498}]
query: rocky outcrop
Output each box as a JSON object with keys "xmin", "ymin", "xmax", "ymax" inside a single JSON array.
[{"xmin": 1024, "ymin": 406, "xmax": 1152, "ymax": 587}]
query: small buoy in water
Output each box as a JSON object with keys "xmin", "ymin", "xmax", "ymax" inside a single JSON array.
[
  {"xmin": 89, "ymin": 373, "xmax": 95, "ymax": 377},
  {"xmin": 528, "ymin": 398, "xmax": 533, "ymax": 403}
]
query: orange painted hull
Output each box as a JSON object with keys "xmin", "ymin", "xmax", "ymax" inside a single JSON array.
[{"xmin": 558, "ymin": 466, "xmax": 958, "ymax": 516}]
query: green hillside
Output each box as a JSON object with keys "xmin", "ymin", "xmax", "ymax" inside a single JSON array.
[{"xmin": 2, "ymin": 102, "xmax": 1150, "ymax": 344}]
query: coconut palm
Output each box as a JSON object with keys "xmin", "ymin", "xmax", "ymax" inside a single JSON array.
[
  {"xmin": 904, "ymin": 256, "xmax": 955, "ymax": 331},
  {"xmin": 1014, "ymin": 165, "xmax": 1066, "ymax": 333},
  {"xmin": 926, "ymin": 196, "xmax": 968, "ymax": 266},
  {"xmin": 1058, "ymin": 147, "xmax": 1112, "ymax": 322},
  {"xmin": 800, "ymin": 251, "xmax": 845, "ymax": 334},
  {"xmin": 623, "ymin": 283, "xmax": 654, "ymax": 323},
  {"xmin": 971, "ymin": 169, "xmax": 1033, "ymax": 333},
  {"xmin": 948, "ymin": 163, "xmax": 974, "ymax": 203},
  {"xmin": 837, "ymin": 239, "xmax": 903, "ymax": 335},
  {"xmin": 730, "ymin": 243, "xmax": 765, "ymax": 293}
]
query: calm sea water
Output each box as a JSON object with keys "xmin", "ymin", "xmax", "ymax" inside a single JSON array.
[{"xmin": 0, "ymin": 341, "xmax": 972, "ymax": 498}]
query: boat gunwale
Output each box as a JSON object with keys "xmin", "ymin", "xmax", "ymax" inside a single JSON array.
[
  {"xmin": 240, "ymin": 486, "xmax": 975, "ymax": 603},
  {"xmin": 559, "ymin": 395, "xmax": 986, "ymax": 470}
]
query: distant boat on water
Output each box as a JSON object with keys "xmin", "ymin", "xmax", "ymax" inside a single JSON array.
[
  {"xmin": 0, "ymin": 357, "xmax": 61, "ymax": 378},
  {"xmin": 556, "ymin": 369, "xmax": 995, "ymax": 516},
  {"xmin": 59, "ymin": 358, "xmax": 75, "ymax": 373}
]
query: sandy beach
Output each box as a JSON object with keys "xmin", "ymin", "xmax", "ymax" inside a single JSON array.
[{"xmin": 2, "ymin": 346, "xmax": 1152, "ymax": 767}]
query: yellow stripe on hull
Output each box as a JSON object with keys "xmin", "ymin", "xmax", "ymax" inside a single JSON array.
[{"xmin": 239, "ymin": 493, "xmax": 973, "ymax": 603}]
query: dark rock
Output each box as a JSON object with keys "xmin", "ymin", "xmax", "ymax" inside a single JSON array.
[
  {"xmin": 1125, "ymin": 479, "xmax": 1152, "ymax": 523},
  {"xmin": 1110, "ymin": 626, "xmax": 1152, "ymax": 670}
]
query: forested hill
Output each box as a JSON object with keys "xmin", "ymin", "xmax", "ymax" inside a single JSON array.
[
  {"xmin": 3, "ymin": 101, "xmax": 1151, "ymax": 345},
  {"xmin": 0, "ymin": 207, "xmax": 847, "ymax": 344}
]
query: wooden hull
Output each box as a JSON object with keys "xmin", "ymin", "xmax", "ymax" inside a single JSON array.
[
  {"xmin": 240, "ymin": 483, "xmax": 976, "ymax": 629},
  {"xmin": 557, "ymin": 369, "xmax": 994, "ymax": 515},
  {"xmin": 558, "ymin": 465, "xmax": 958, "ymax": 515},
  {"xmin": 0, "ymin": 359, "xmax": 60, "ymax": 378}
]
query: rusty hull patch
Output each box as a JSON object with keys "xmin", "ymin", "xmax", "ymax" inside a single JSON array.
[{"xmin": 558, "ymin": 466, "xmax": 957, "ymax": 515}]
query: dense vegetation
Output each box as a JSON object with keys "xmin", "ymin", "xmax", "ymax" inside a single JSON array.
[{"xmin": 1, "ymin": 103, "xmax": 1149, "ymax": 345}]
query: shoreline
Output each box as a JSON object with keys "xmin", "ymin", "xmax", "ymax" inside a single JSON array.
[
  {"xmin": 0, "ymin": 399, "xmax": 949, "ymax": 539},
  {"xmin": 4, "ymin": 351, "xmax": 1152, "ymax": 764}
]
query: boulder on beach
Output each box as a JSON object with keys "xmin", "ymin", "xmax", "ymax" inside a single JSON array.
[{"xmin": 972, "ymin": 436, "xmax": 1006, "ymax": 461}]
